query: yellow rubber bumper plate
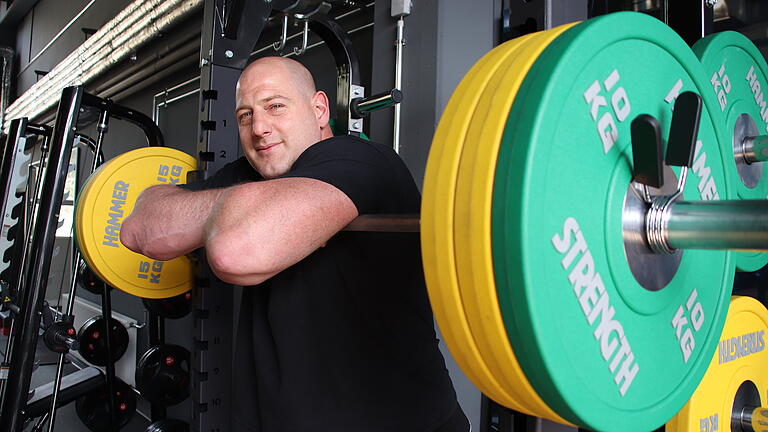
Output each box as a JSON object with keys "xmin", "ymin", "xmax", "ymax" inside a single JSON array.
[
  {"xmin": 75, "ymin": 147, "xmax": 197, "ymax": 299},
  {"xmin": 453, "ymin": 23, "xmax": 575, "ymax": 424},
  {"xmin": 667, "ymin": 296, "xmax": 768, "ymax": 432},
  {"xmin": 422, "ymin": 31, "xmax": 541, "ymax": 412},
  {"xmin": 491, "ymin": 12, "xmax": 734, "ymax": 431},
  {"xmin": 693, "ymin": 31, "xmax": 768, "ymax": 272}
]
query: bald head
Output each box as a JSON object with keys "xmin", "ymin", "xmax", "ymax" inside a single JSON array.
[
  {"xmin": 238, "ymin": 57, "xmax": 318, "ymax": 100},
  {"xmin": 234, "ymin": 56, "xmax": 333, "ymax": 179}
]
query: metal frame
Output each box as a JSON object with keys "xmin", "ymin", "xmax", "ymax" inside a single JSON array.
[
  {"xmin": 0, "ymin": 118, "xmax": 48, "ymax": 286},
  {"xmin": 0, "ymin": 86, "xmax": 83, "ymax": 432},
  {"xmin": 0, "ymin": 86, "xmax": 166, "ymax": 432},
  {"xmin": 500, "ymin": 0, "xmax": 588, "ymax": 42},
  {"xmin": 0, "ymin": 118, "xmax": 52, "ymax": 411}
]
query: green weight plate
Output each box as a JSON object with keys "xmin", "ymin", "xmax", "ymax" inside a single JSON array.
[
  {"xmin": 492, "ymin": 12, "xmax": 734, "ymax": 431},
  {"xmin": 693, "ymin": 31, "xmax": 768, "ymax": 272}
]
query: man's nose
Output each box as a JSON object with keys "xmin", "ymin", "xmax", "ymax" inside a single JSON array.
[{"xmin": 250, "ymin": 112, "xmax": 271, "ymax": 137}]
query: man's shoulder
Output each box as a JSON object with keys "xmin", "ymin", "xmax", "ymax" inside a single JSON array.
[
  {"xmin": 183, "ymin": 156, "xmax": 259, "ymax": 191},
  {"xmin": 306, "ymin": 135, "xmax": 396, "ymax": 162}
]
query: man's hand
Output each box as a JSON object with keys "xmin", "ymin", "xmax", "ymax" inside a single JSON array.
[{"xmin": 121, "ymin": 185, "xmax": 223, "ymax": 261}]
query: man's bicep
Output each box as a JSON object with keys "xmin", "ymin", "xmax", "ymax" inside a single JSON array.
[{"xmin": 204, "ymin": 177, "xmax": 358, "ymax": 284}]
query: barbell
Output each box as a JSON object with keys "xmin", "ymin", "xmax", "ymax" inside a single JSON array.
[{"xmin": 71, "ymin": 11, "xmax": 768, "ymax": 431}]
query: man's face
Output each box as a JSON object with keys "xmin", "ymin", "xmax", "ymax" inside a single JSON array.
[{"xmin": 235, "ymin": 62, "xmax": 327, "ymax": 179}]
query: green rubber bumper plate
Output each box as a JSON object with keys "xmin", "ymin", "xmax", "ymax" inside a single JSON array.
[
  {"xmin": 694, "ymin": 31, "xmax": 768, "ymax": 272},
  {"xmin": 492, "ymin": 12, "xmax": 735, "ymax": 431}
]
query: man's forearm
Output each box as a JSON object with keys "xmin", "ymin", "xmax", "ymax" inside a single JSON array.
[{"xmin": 121, "ymin": 184, "xmax": 224, "ymax": 261}]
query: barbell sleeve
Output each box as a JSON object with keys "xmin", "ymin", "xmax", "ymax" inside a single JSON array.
[
  {"xmin": 737, "ymin": 405, "xmax": 768, "ymax": 432},
  {"xmin": 647, "ymin": 199, "xmax": 768, "ymax": 252},
  {"xmin": 350, "ymin": 89, "xmax": 403, "ymax": 119},
  {"xmin": 742, "ymin": 135, "xmax": 768, "ymax": 164}
]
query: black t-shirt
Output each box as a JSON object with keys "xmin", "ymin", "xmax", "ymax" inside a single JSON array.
[{"xmin": 183, "ymin": 135, "xmax": 457, "ymax": 432}]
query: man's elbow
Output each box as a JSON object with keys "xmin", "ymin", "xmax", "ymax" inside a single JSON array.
[{"xmin": 205, "ymin": 236, "xmax": 274, "ymax": 285}]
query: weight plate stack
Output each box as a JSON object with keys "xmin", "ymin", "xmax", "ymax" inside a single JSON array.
[
  {"xmin": 75, "ymin": 147, "xmax": 197, "ymax": 298},
  {"xmin": 453, "ymin": 24, "xmax": 578, "ymax": 423},
  {"xmin": 491, "ymin": 12, "xmax": 733, "ymax": 430},
  {"xmin": 667, "ymin": 296, "xmax": 768, "ymax": 432},
  {"xmin": 423, "ymin": 30, "xmax": 541, "ymax": 411},
  {"xmin": 422, "ymin": 25, "xmax": 574, "ymax": 421},
  {"xmin": 693, "ymin": 31, "xmax": 768, "ymax": 272}
]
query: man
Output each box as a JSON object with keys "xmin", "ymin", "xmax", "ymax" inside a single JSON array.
[{"xmin": 121, "ymin": 57, "xmax": 468, "ymax": 431}]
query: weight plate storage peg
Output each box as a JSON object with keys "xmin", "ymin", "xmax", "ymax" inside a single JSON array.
[
  {"xmin": 75, "ymin": 146, "xmax": 197, "ymax": 299},
  {"xmin": 667, "ymin": 296, "xmax": 768, "ymax": 432},
  {"xmin": 78, "ymin": 315, "xmax": 129, "ymax": 366},
  {"xmin": 693, "ymin": 31, "xmax": 768, "ymax": 272},
  {"xmin": 135, "ymin": 344, "xmax": 190, "ymax": 406},
  {"xmin": 490, "ymin": 12, "xmax": 734, "ymax": 431},
  {"xmin": 75, "ymin": 378, "xmax": 137, "ymax": 432}
]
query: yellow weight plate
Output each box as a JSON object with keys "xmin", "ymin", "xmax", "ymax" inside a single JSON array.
[
  {"xmin": 667, "ymin": 296, "xmax": 768, "ymax": 432},
  {"xmin": 76, "ymin": 155, "xmax": 143, "ymax": 287},
  {"xmin": 453, "ymin": 23, "xmax": 576, "ymax": 423},
  {"xmin": 75, "ymin": 147, "xmax": 197, "ymax": 299},
  {"xmin": 422, "ymin": 33, "xmax": 540, "ymax": 410},
  {"xmin": 75, "ymin": 155, "xmax": 122, "ymax": 284}
]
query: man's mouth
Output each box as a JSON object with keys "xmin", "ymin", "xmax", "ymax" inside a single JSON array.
[{"xmin": 256, "ymin": 142, "xmax": 281, "ymax": 153}]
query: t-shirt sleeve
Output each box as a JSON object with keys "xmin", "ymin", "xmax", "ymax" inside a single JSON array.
[
  {"xmin": 278, "ymin": 137, "xmax": 392, "ymax": 214},
  {"xmin": 179, "ymin": 157, "xmax": 259, "ymax": 192}
]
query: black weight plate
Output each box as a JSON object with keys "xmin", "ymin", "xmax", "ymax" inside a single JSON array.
[
  {"xmin": 146, "ymin": 419, "xmax": 190, "ymax": 432},
  {"xmin": 136, "ymin": 344, "xmax": 190, "ymax": 406},
  {"xmin": 78, "ymin": 316, "xmax": 129, "ymax": 366},
  {"xmin": 75, "ymin": 378, "xmax": 137, "ymax": 432},
  {"xmin": 142, "ymin": 291, "xmax": 192, "ymax": 319},
  {"xmin": 77, "ymin": 258, "xmax": 112, "ymax": 295}
]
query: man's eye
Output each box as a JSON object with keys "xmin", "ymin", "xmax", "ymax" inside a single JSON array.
[
  {"xmin": 238, "ymin": 112, "xmax": 252, "ymax": 124},
  {"xmin": 269, "ymin": 103, "xmax": 285, "ymax": 110}
]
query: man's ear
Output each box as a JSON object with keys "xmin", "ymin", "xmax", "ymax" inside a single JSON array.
[{"xmin": 313, "ymin": 90, "xmax": 331, "ymax": 127}]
